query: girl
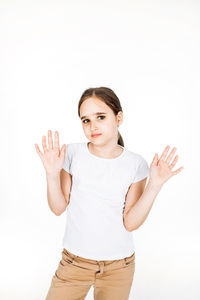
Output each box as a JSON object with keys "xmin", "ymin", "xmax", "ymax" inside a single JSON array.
[{"xmin": 35, "ymin": 87, "xmax": 184, "ymax": 300}]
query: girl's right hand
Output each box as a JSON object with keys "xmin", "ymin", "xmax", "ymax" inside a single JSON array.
[{"xmin": 35, "ymin": 130, "xmax": 66, "ymax": 176}]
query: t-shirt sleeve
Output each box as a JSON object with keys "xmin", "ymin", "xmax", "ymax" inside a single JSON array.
[
  {"xmin": 132, "ymin": 156, "xmax": 150, "ymax": 183},
  {"xmin": 62, "ymin": 144, "xmax": 72, "ymax": 174}
]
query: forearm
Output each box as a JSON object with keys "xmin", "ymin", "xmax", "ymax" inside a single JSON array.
[
  {"xmin": 46, "ymin": 173, "xmax": 67, "ymax": 216},
  {"xmin": 125, "ymin": 180, "xmax": 162, "ymax": 231}
]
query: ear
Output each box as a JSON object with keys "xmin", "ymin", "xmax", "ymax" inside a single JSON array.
[{"xmin": 117, "ymin": 111, "xmax": 123, "ymax": 126}]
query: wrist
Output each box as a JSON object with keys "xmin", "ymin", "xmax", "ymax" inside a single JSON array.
[
  {"xmin": 46, "ymin": 171, "xmax": 60, "ymax": 178},
  {"xmin": 147, "ymin": 180, "xmax": 163, "ymax": 191}
]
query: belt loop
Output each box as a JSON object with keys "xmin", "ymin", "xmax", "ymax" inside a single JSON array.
[
  {"xmin": 70, "ymin": 253, "xmax": 77, "ymax": 264},
  {"xmin": 97, "ymin": 261, "xmax": 104, "ymax": 275},
  {"xmin": 63, "ymin": 248, "xmax": 77, "ymax": 263},
  {"xmin": 124, "ymin": 251, "xmax": 135, "ymax": 265},
  {"xmin": 124, "ymin": 257, "xmax": 128, "ymax": 265}
]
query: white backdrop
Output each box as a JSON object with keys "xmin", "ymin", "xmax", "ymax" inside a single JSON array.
[{"xmin": 0, "ymin": 0, "xmax": 199, "ymax": 299}]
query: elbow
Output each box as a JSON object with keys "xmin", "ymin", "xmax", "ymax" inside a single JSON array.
[
  {"xmin": 55, "ymin": 206, "xmax": 68, "ymax": 216},
  {"xmin": 125, "ymin": 225, "xmax": 136, "ymax": 232},
  {"xmin": 128, "ymin": 227, "xmax": 139, "ymax": 232},
  {"xmin": 125, "ymin": 224, "xmax": 140, "ymax": 232},
  {"xmin": 54, "ymin": 211, "xmax": 61, "ymax": 216},
  {"xmin": 52, "ymin": 209, "xmax": 63, "ymax": 216},
  {"xmin": 124, "ymin": 219, "xmax": 137, "ymax": 232},
  {"xmin": 52, "ymin": 203, "xmax": 68, "ymax": 216},
  {"xmin": 54, "ymin": 210, "xmax": 65, "ymax": 216},
  {"xmin": 124, "ymin": 218, "xmax": 144, "ymax": 232},
  {"xmin": 126, "ymin": 227, "xmax": 136, "ymax": 232}
]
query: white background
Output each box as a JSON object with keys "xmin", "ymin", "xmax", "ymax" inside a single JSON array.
[{"xmin": 0, "ymin": 0, "xmax": 199, "ymax": 299}]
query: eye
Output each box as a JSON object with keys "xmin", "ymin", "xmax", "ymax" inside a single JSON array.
[
  {"xmin": 82, "ymin": 119, "xmax": 89, "ymax": 124},
  {"xmin": 98, "ymin": 115, "xmax": 105, "ymax": 120},
  {"xmin": 82, "ymin": 115, "xmax": 105, "ymax": 124}
]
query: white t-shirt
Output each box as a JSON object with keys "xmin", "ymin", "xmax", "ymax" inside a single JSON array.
[{"xmin": 62, "ymin": 142, "xmax": 149, "ymax": 260}]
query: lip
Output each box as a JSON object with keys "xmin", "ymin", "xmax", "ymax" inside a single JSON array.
[{"xmin": 91, "ymin": 133, "xmax": 102, "ymax": 138}]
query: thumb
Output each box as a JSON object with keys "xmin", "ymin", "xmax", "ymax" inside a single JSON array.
[
  {"xmin": 61, "ymin": 144, "xmax": 66, "ymax": 158},
  {"xmin": 151, "ymin": 153, "xmax": 158, "ymax": 166}
]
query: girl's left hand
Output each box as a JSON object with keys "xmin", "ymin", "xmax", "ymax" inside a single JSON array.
[{"xmin": 149, "ymin": 145, "xmax": 184, "ymax": 187}]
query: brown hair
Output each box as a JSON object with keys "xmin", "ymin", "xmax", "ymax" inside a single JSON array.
[{"xmin": 78, "ymin": 87, "xmax": 124, "ymax": 147}]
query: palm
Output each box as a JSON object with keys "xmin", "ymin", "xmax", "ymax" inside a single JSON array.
[
  {"xmin": 149, "ymin": 145, "xmax": 184, "ymax": 186},
  {"xmin": 35, "ymin": 130, "xmax": 66, "ymax": 175}
]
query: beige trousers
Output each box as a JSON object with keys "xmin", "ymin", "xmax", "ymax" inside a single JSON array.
[{"xmin": 45, "ymin": 248, "xmax": 135, "ymax": 300}]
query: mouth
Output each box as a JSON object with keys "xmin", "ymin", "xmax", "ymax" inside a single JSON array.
[{"xmin": 91, "ymin": 133, "xmax": 102, "ymax": 138}]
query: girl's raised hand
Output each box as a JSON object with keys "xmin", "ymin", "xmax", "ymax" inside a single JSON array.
[
  {"xmin": 149, "ymin": 145, "xmax": 184, "ymax": 187},
  {"xmin": 35, "ymin": 130, "xmax": 66, "ymax": 176}
]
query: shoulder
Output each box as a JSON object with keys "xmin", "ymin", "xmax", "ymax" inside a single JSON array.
[
  {"xmin": 124, "ymin": 147, "xmax": 148, "ymax": 165},
  {"xmin": 65, "ymin": 142, "xmax": 85, "ymax": 155},
  {"xmin": 124, "ymin": 147, "xmax": 149, "ymax": 183}
]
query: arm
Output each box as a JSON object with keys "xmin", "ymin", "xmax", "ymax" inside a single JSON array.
[
  {"xmin": 35, "ymin": 130, "xmax": 72, "ymax": 216},
  {"xmin": 124, "ymin": 145, "xmax": 184, "ymax": 231},
  {"xmin": 124, "ymin": 180, "xmax": 162, "ymax": 231},
  {"xmin": 46, "ymin": 169, "xmax": 72, "ymax": 216}
]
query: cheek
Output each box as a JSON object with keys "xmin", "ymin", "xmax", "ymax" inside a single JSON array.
[
  {"xmin": 82, "ymin": 125, "xmax": 88, "ymax": 133},
  {"xmin": 102, "ymin": 120, "xmax": 113, "ymax": 129},
  {"xmin": 84, "ymin": 127, "xmax": 90, "ymax": 133}
]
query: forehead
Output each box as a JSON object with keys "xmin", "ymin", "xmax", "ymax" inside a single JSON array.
[{"xmin": 80, "ymin": 96, "xmax": 112, "ymax": 116}]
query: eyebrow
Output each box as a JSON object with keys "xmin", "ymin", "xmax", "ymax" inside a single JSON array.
[{"xmin": 80, "ymin": 112, "xmax": 107, "ymax": 120}]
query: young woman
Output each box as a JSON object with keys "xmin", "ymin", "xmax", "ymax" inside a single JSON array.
[{"xmin": 35, "ymin": 87, "xmax": 184, "ymax": 300}]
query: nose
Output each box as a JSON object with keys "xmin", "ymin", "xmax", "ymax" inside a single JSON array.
[{"xmin": 90, "ymin": 120, "xmax": 98, "ymax": 131}]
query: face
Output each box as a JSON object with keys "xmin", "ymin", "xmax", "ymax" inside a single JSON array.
[{"xmin": 79, "ymin": 96, "xmax": 123, "ymax": 145}]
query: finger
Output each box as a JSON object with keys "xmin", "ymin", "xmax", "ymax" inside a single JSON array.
[
  {"xmin": 61, "ymin": 144, "xmax": 66, "ymax": 158},
  {"xmin": 48, "ymin": 130, "xmax": 53, "ymax": 150},
  {"xmin": 35, "ymin": 144, "xmax": 43, "ymax": 158},
  {"xmin": 54, "ymin": 131, "xmax": 60, "ymax": 149},
  {"xmin": 172, "ymin": 166, "xmax": 184, "ymax": 175},
  {"xmin": 166, "ymin": 147, "xmax": 177, "ymax": 164},
  {"xmin": 42, "ymin": 135, "xmax": 48, "ymax": 152},
  {"xmin": 151, "ymin": 153, "xmax": 158, "ymax": 166},
  {"xmin": 159, "ymin": 145, "xmax": 170, "ymax": 161},
  {"xmin": 169, "ymin": 155, "xmax": 179, "ymax": 169}
]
